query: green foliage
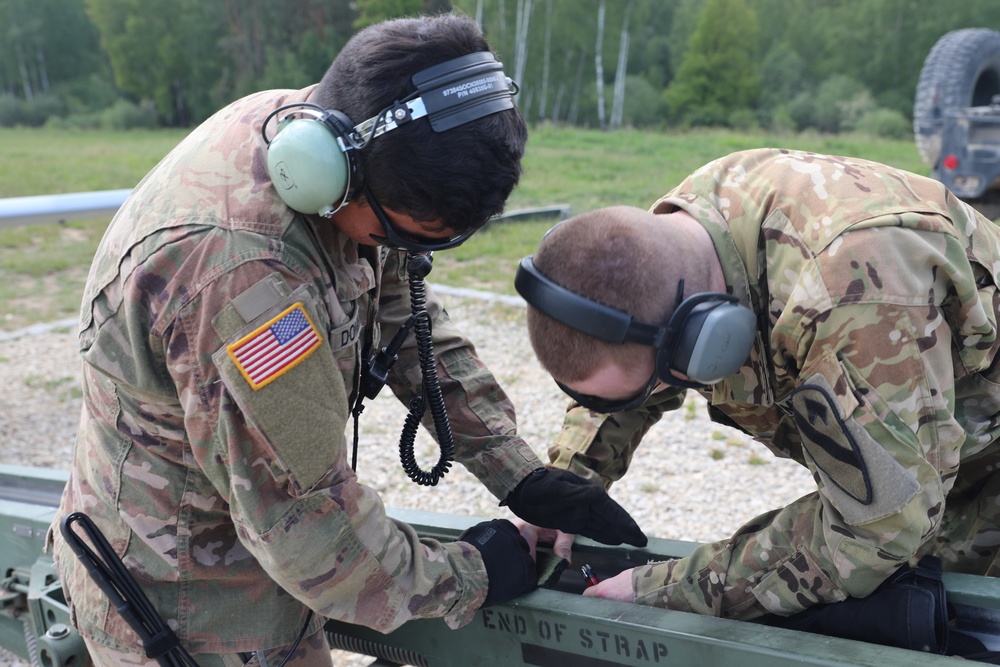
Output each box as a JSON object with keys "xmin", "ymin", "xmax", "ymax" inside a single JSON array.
[
  {"xmin": 813, "ymin": 75, "xmax": 870, "ymax": 133},
  {"xmin": 8, "ymin": 0, "xmax": 1000, "ymax": 135},
  {"xmin": 634, "ymin": 33, "xmax": 674, "ymax": 89},
  {"xmin": 728, "ymin": 109, "xmax": 759, "ymax": 132},
  {"xmin": 786, "ymin": 92, "xmax": 817, "ymax": 133},
  {"xmin": 663, "ymin": 0, "xmax": 760, "ymax": 127},
  {"xmin": 575, "ymin": 75, "xmax": 667, "ymax": 129},
  {"xmin": 757, "ymin": 43, "xmax": 808, "ymax": 113},
  {"xmin": 0, "ymin": 94, "xmax": 66, "ymax": 127},
  {"xmin": 84, "ymin": 0, "xmax": 227, "ymax": 126},
  {"xmin": 25, "ymin": 95, "xmax": 69, "ymax": 125},
  {"xmin": 0, "ymin": 96, "xmax": 21, "ymax": 126},
  {"xmin": 761, "ymin": 106, "xmax": 796, "ymax": 134},
  {"xmin": 6, "ymin": 0, "xmax": 1000, "ymax": 136},
  {"xmin": 46, "ymin": 99, "xmax": 159, "ymax": 131},
  {"xmin": 353, "ymin": 0, "xmax": 443, "ymax": 29},
  {"xmin": 854, "ymin": 108, "xmax": 911, "ymax": 140},
  {"xmin": 0, "ymin": 0, "xmax": 105, "ymax": 104},
  {"xmin": 255, "ymin": 47, "xmax": 319, "ymax": 94},
  {"xmin": 622, "ymin": 76, "xmax": 666, "ymax": 128},
  {"xmin": 55, "ymin": 75, "xmax": 121, "ymax": 117},
  {"xmin": 783, "ymin": 75, "xmax": 905, "ymax": 137}
]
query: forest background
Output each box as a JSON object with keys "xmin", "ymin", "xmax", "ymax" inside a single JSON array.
[{"xmin": 4, "ymin": 0, "xmax": 1000, "ymax": 136}]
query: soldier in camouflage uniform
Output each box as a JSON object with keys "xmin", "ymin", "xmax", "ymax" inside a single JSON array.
[
  {"xmin": 518, "ymin": 148, "xmax": 1000, "ymax": 622},
  {"xmin": 48, "ymin": 14, "xmax": 644, "ymax": 666}
]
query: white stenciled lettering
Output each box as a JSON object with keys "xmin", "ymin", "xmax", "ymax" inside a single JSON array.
[
  {"xmin": 441, "ymin": 76, "xmax": 498, "ymax": 98},
  {"xmin": 455, "ymin": 84, "xmax": 492, "ymax": 98}
]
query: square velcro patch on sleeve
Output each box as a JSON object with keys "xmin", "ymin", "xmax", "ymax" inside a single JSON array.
[{"xmin": 227, "ymin": 302, "xmax": 322, "ymax": 390}]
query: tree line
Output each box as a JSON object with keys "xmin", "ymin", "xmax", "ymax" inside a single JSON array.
[{"xmin": 3, "ymin": 0, "xmax": 1000, "ymax": 137}]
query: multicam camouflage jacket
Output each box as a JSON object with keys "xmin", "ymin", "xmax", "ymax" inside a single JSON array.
[
  {"xmin": 48, "ymin": 86, "xmax": 542, "ymax": 654},
  {"xmin": 549, "ymin": 148, "xmax": 1000, "ymax": 620}
]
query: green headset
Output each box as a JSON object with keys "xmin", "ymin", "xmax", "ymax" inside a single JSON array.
[{"xmin": 261, "ymin": 51, "xmax": 517, "ymax": 218}]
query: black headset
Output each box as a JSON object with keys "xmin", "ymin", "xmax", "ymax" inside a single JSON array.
[
  {"xmin": 261, "ymin": 51, "xmax": 517, "ymax": 218},
  {"xmin": 515, "ymin": 255, "xmax": 757, "ymax": 389}
]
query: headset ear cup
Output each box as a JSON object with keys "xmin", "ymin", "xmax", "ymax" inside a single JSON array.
[
  {"xmin": 266, "ymin": 118, "xmax": 351, "ymax": 216},
  {"xmin": 658, "ymin": 300, "xmax": 756, "ymax": 385}
]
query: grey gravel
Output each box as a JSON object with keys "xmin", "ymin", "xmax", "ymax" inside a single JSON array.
[{"xmin": 0, "ymin": 288, "xmax": 815, "ymax": 666}]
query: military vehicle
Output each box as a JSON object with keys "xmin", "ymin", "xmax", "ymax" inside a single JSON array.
[{"xmin": 914, "ymin": 28, "xmax": 1000, "ymax": 219}]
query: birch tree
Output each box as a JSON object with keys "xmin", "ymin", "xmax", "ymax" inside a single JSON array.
[
  {"xmin": 609, "ymin": 0, "xmax": 633, "ymax": 129},
  {"xmin": 0, "ymin": 0, "xmax": 103, "ymax": 102},
  {"xmin": 568, "ymin": 50, "xmax": 585, "ymax": 125},
  {"xmin": 594, "ymin": 0, "xmax": 606, "ymax": 130},
  {"xmin": 513, "ymin": 0, "xmax": 533, "ymax": 106},
  {"xmin": 537, "ymin": 0, "xmax": 553, "ymax": 121}
]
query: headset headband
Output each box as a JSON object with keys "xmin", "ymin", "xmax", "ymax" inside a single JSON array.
[
  {"xmin": 515, "ymin": 256, "xmax": 666, "ymax": 346},
  {"xmin": 412, "ymin": 51, "xmax": 516, "ymax": 131},
  {"xmin": 263, "ymin": 52, "xmax": 517, "ymax": 148}
]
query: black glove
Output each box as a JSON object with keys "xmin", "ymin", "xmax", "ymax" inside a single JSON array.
[
  {"xmin": 502, "ymin": 468, "xmax": 648, "ymax": 547},
  {"xmin": 765, "ymin": 557, "xmax": 946, "ymax": 653},
  {"xmin": 459, "ymin": 519, "xmax": 537, "ymax": 607},
  {"xmin": 763, "ymin": 555, "xmax": 999, "ymax": 660}
]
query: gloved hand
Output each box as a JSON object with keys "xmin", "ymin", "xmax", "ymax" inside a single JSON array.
[
  {"xmin": 459, "ymin": 519, "xmax": 537, "ymax": 607},
  {"xmin": 502, "ymin": 468, "xmax": 648, "ymax": 547},
  {"xmin": 764, "ymin": 556, "xmax": 956, "ymax": 655}
]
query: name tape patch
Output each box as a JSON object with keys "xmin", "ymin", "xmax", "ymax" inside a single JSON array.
[{"xmin": 227, "ymin": 303, "xmax": 321, "ymax": 390}]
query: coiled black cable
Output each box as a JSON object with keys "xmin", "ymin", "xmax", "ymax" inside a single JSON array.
[{"xmin": 398, "ymin": 252, "xmax": 455, "ymax": 486}]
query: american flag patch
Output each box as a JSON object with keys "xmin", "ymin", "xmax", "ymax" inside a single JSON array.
[{"xmin": 227, "ymin": 303, "xmax": 322, "ymax": 390}]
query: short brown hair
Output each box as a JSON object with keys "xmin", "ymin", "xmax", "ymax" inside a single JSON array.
[{"xmin": 526, "ymin": 206, "xmax": 705, "ymax": 383}]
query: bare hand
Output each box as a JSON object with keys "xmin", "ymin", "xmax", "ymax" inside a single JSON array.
[
  {"xmin": 582, "ymin": 567, "xmax": 634, "ymax": 602},
  {"xmin": 511, "ymin": 517, "xmax": 575, "ymax": 563}
]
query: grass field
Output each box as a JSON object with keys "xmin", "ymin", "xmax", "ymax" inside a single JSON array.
[{"xmin": 0, "ymin": 125, "xmax": 927, "ymax": 331}]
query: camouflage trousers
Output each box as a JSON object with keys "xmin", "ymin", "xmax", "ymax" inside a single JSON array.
[{"xmin": 82, "ymin": 629, "xmax": 334, "ymax": 666}]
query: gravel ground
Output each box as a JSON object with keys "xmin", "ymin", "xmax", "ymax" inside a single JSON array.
[{"xmin": 0, "ymin": 287, "xmax": 816, "ymax": 666}]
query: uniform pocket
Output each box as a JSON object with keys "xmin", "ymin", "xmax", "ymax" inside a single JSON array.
[{"xmin": 752, "ymin": 550, "xmax": 848, "ymax": 615}]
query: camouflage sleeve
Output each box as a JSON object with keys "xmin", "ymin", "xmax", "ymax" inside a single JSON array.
[
  {"xmin": 548, "ymin": 390, "xmax": 686, "ymax": 489},
  {"xmin": 175, "ymin": 261, "xmax": 489, "ymax": 632},
  {"xmin": 378, "ymin": 254, "xmax": 543, "ymax": 499},
  {"xmin": 633, "ymin": 225, "xmax": 980, "ymax": 620}
]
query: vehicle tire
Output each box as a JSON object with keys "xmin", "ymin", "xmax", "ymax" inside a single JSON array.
[{"xmin": 913, "ymin": 28, "xmax": 1000, "ymax": 165}]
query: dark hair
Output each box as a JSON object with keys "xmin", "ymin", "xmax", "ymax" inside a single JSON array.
[{"xmin": 314, "ymin": 13, "xmax": 528, "ymax": 233}]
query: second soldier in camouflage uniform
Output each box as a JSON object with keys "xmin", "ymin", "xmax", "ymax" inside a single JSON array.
[
  {"xmin": 49, "ymin": 13, "xmax": 644, "ymax": 667},
  {"xmin": 519, "ymin": 148, "xmax": 1000, "ymax": 622}
]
